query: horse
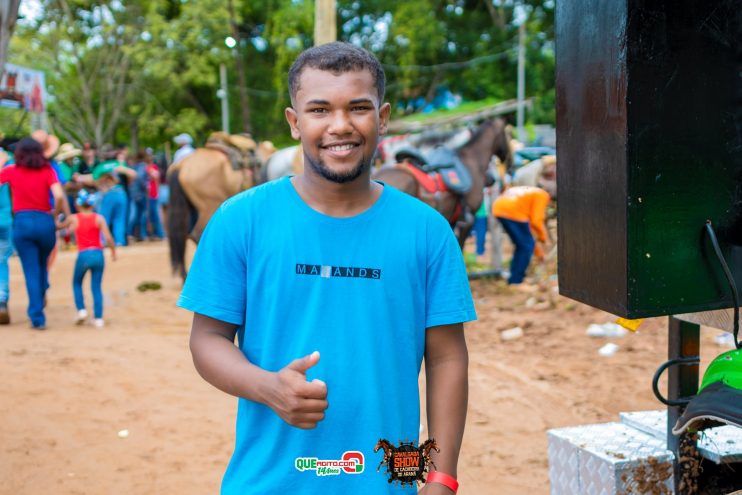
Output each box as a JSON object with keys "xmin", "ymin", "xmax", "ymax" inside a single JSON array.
[
  {"xmin": 376, "ymin": 127, "xmax": 472, "ymax": 168},
  {"xmin": 167, "ymin": 133, "xmax": 271, "ymax": 281},
  {"xmin": 261, "ymin": 144, "xmax": 303, "ymax": 182},
  {"xmin": 372, "ymin": 118, "xmax": 513, "ymax": 247},
  {"xmin": 262, "ymin": 127, "xmax": 474, "ymax": 182},
  {"xmin": 374, "ymin": 439, "xmax": 394, "ymax": 472},
  {"xmin": 512, "ymin": 154, "xmax": 557, "ymax": 199}
]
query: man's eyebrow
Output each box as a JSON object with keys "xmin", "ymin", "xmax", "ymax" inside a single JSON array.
[{"xmin": 304, "ymin": 98, "xmax": 375, "ymax": 106}]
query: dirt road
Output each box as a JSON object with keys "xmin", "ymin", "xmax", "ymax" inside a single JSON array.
[{"xmin": 0, "ymin": 242, "xmax": 727, "ymax": 494}]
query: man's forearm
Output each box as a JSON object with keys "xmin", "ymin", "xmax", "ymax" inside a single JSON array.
[
  {"xmin": 190, "ymin": 328, "xmax": 274, "ymax": 405},
  {"xmin": 425, "ymin": 352, "xmax": 468, "ymax": 477}
]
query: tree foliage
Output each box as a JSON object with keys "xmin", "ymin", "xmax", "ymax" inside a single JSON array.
[{"xmin": 4, "ymin": 0, "xmax": 555, "ymax": 149}]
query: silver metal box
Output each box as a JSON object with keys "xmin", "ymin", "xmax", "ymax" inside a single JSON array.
[
  {"xmin": 620, "ymin": 410, "xmax": 742, "ymax": 464},
  {"xmin": 548, "ymin": 422, "xmax": 675, "ymax": 495}
]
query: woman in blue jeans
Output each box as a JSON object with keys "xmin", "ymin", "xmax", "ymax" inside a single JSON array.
[
  {"xmin": 0, "ymin": 138, "xmax": 70, "ymax": 329},
  {"xmin": 64, "ymin": 190, "xmax": 116, "ymax": 327}
]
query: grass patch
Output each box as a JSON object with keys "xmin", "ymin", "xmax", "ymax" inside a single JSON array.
[{"xmin": 392, "ymin": 98, "xmax": 503, "ymax": 124}]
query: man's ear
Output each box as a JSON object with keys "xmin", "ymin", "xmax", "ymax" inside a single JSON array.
[
  {"xmin": 285, "ymin": 107, "xmax": 301, "ymax": 141},
  {"xmin": 378, "ymin": 102, "xmax": 392, "ymax": 136}
]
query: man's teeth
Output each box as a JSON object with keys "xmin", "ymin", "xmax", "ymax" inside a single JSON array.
[{"xmin": 326, "ymin": 144, "xmax": 355, "ymax": 151}]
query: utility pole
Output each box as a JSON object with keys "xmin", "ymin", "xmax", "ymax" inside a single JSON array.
[
  {"xmin": 218, "ymin": 63, "xmax": 230, "ymax": 133},
  {"xmin": 314, "ymin": 0, "xmax": 337, "ymax": 46},
  {"xmin": 227, "ymin": 0, "xmax": 252, "ymax": 134},
  {"xmin": 516, "ymin": 21, "xmax": 526, "ymax": 144}
]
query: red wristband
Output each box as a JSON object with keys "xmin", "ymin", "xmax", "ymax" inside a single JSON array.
[{"xmin": 426, "ymin": 471, "xmax": 459, "ymax": 493}]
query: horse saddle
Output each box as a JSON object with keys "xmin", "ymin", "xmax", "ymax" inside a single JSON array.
[
  {"xmin": 394, "ymin": 146, "xmax": 473, "ymax": 195},
  {"xmin": 205, "ymin": 132, "xmax": 260, "ymax": 172}
]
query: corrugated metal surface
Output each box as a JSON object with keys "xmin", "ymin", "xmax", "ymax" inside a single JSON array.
[{"xmin": 548, "ymin": 422, "xmax": 674, "ymax": 495}]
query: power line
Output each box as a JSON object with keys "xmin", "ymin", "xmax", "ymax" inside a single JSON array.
[{"xmin": 382, "ymin": 47, "xmax": 516, "ymax": 73}]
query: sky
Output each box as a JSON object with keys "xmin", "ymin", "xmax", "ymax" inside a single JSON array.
[{"xmin": 18, "ymin": 0, "xmax": 42, "ymax": 26}]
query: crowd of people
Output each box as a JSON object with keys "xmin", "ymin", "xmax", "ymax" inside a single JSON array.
[{"xmin": 0, "ymin": 130, "xmax": 191, "ymax": 329}]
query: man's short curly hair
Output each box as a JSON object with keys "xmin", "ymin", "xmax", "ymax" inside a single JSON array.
[{"xmin": 288, "ymin": 41, "xmax": 386, "ymax": 105}]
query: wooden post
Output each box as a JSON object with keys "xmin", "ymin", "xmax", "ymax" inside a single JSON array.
[
  {"xmin": 314, "ymin": 0, "xmax": 337, "ymax": 46},
  {"xmin": 667, "ymin": 317, "xmax": 700, "ymax": 494}
]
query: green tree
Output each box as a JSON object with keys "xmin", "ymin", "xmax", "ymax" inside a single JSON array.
[{"xmin": 6, "ymin": 0, "xmax": 556, "ymax": 151}]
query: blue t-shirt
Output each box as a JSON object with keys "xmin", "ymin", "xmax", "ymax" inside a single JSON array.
[{"xmin": 178, "ymin": 177, "xmax": 476, "ymax": 494}]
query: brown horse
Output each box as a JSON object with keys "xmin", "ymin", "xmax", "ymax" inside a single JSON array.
[
  {"xmin": 167, "ymin": 135, "xmax": 271, "ymax": 280},
  {"xmin": 372, "ymin": 118, "xmax": 513, "ymax": 247}
]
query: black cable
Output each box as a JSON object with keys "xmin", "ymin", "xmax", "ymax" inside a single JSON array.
[
  {"xmin": 651, "ymin": 356, "xmax": 700, "ymax": 406},
  {"xmin": 705, "ymin": 220, "xmax": 741, "ymax": 349}
]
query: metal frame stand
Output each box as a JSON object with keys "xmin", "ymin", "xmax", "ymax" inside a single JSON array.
[{"xmin": 667, "ymin": 316, "xmax": 700, "ymax": 494}]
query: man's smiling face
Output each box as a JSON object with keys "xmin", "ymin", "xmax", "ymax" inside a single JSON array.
[{"xmin": 285, "ymin": 68, "xmax": 390, "ymax": 184}]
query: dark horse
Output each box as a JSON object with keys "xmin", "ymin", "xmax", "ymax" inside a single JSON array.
[{"xmin": 373, "ymin": 118, "xmax": 513, "ymax": 247}]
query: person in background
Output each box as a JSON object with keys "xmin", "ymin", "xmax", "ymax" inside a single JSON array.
[
  {"xmin": 154, "ymin": 151, "xmax": 170, "ymax": 236},
  {"xmin": 0, "ymin": 149, "xmax": 13, "ymax": 324},
  {"xmin": 80, "ymin": 143, "xmax": 98, "ymax": 176},
  {"xmin": 93, "ymin": 157, "xmax": 136, "ymax": 247},
  {"xmin": 54, "ymin": 143, "xmax": 85, "ymax": 248},
  {"xmin": 54, "ymin": 143, "xmax": 84, "ymax": 213},
  {"xmin": 116, "ymin": 145, "xmax": 134, "ymax": 242},
  {"xmin": 128, "ymin": 150, "xmax": 150, "ymax": 241},
  {"xmin": 492, "ymin": 185, "xmax": 551, "ymax": 285},
  {"xmin": 30, "ymin": 130, "xmax": 62, "ymax": 180},
  {"xmin": 472, "ymin": 197, "xmax": 489, "ymax": 261},
  {"xmin": 63, "ymin": 190, "xmax": 116, "ymax": 328},
  {"xmin": 145, "ymin": 149, "xmax": 165, "ymax": 240},
  {"xmin": 172, "ymin": 133, "xmax": 194, "ymax": 165},
  {"xmin": 0, "ymin": 137, "xmax": 71, "ymax": 330},
  {"xmin": 31, "ymin": 130, "xmax": 67, "ymax": 273}
]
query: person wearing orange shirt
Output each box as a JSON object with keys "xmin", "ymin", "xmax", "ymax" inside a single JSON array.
[{"xmin": 493, "ymin": 185, "xmax": 550, "ymax": 284}]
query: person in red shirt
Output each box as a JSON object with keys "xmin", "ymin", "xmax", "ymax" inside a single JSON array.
[
  {"xmin": 145, "ymin": 152, "xmax": 164, "ymax": 240},
  {"xmin": 0, "ymin": 137, "xmax": 71, "ymax": 329},
  {"xmin": 65, "ymin": 190, "xmax": 116, "ymax": 328}
]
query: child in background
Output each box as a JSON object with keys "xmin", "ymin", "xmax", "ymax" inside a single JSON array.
[{"xmin": 66, "ymin": 190, "xmax": 116, "ymax": 327}]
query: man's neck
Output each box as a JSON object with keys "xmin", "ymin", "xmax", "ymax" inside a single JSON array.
[{"xmin": 291, "ymin": 173, "xmax": 382, "ymax": 218}]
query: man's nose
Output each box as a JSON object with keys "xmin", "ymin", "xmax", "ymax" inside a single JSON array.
[{"xmin": 328, "ymin": 111, "xmax": 353, "ymax": 134}]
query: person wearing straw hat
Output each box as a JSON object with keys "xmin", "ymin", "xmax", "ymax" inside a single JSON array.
[
  {"xmin": 30, "ymin": 130, "xmax": 60, "ymax": 160},
  {"xmin": 30, "ymin": 130, "xmax": 66, "ymax": 185},
  {"xmin": 55, "ymin": 143, "xmax": 82, "ymax": 179},
  {"xmin": 31, "ymin": 131, "xmax": 69, "ymax": 279},
  {"xmin": 55, "ymin": 143, "xmax": 84, "ymax": 214}
]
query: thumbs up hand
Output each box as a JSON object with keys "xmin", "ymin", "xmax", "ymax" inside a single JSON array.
[{"xmin": 267, "ymin": 351, "xmax": 328, "ymax": 429}]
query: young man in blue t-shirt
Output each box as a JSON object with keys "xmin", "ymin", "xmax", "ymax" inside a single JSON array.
[{"xmin": 179, "ymin": 42, "xmax": 475, "ymax": 494}]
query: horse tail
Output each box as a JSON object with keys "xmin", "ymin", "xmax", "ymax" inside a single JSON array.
[{"xmin": 168, "ymin": 168, "xmax": 192, "ymax": 281}]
